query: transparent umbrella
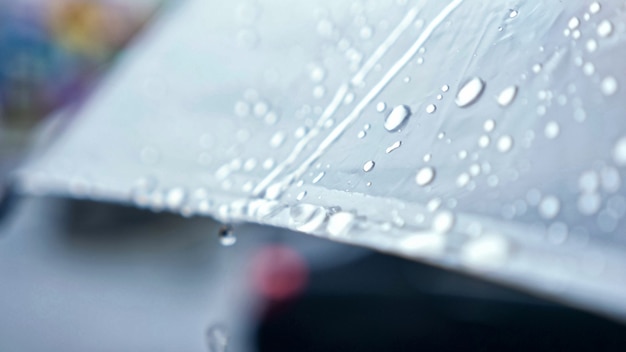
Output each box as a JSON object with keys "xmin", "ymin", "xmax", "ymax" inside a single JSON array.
[{"xmin": 13, "ymin": 0, "xmax": 626, "ymax": 322}]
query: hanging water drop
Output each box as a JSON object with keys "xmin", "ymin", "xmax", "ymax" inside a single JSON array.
[
  {"xmin": 455, "ymin": 77, "xmax": 485, "ymax": 108},
  {"xmin": 218, "ymin": 225, "xmax": 237, "ymax": 246}
]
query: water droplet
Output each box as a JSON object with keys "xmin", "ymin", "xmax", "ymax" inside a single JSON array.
[
  {"xmin": 601, "ymin": 76, "xmax": 618, "ymax": 96},
  {"xmin": 270, "ymin": 131, "xmax": 286, "ymax": 148},
  {"xmin": 415, "ymin": 167, "xmax": 436, "ymax": 186},
  {"xmin": 376, "ymin": 102, "xmax": 387, "ymax": 112},
  {"xmin": 423, "ymin": 154, "xmax": 432, "ymax": 162},
  {"xmin": 432, "ymin": 211, "xmax": 455, "ymax": 233},
  {"xmin": 539, "ymin": 196, "xmax": 560, "ymax": 219},
  {"xmin": 597, "ymin": 19, "xmax": 613, "ymax": 37},
  {"xmin": 532, "ymin": 63, "xmax": 543, "ymax": 73},
  {"xmin": 357, "ymin": 130, "xmax": 367, "ymax": 139},
  {"xmin": 578, "ymin": 193, "xmax": 601, "ymax": 215},
  {"xmin": 166, "ymin": 187, "xmax": 186, "ymax": 210},
  {"xmin": 310, "ymin": 66, "xmax": 326, "ymax": 82},
  {"xmin": 456, "ymin": 173, "xmax": 470, "ymax": 187},
  {"xmin": 360, "ymin": 25, "xmax": 374, "ymax": 39},
  {"xmin": 327, "ymin": 212, "xmax": 355, "ymax": 237},
  {"xmin": 601, "ymin": 166, "xmax": 621, "ymax": 193},
  {"xmin": 458, "ymin": 150, "xmax": 468, "ymax": 159},
  {"xmin": 313, "ymin": 85, "xmax": 326, "ymax": 99},
  {"xmin": 613, "ymin": 137, "xmax": 626, "ymax": 166},
  {"xmin": 497, "ymin": 85, "xmax": 518, "ymax": 107},
  {"xmin": 509, "ymin": 9, "xmax": 518, "ymax": 18},
  {"xmin": 253, "ymin": 101, "xmax": 269, "ymax": 116},
  {"xmin": 312, "ymin": 171, "xmax": 325, "ymax": 184},
  {"xmin": 582, "ymin": 62, "xmax": 595, "ymax": 76},
  {"xmin": 206, "ymin": 324, "xmax": 229, "ymax": 352},
  {"xmin": 544, "ymin": 121, "xmax": 560, "ymax": 139},
  {"xmin": 478, "ymin": 135, "xmax": 490, "ymax": 148},
  {"xmin": 218, "ymin": 225, "xmax": 237, "ymax": 246},
  {"xmin": 462, "ymin": 235, "xmax": 509, "ymax": 269},
  {"xmin": 568, "ymin": 16, "xmax": 580, "ymax": 30},
  {"xmin": 296, "ymin": 191, "xmax": 307, "ymax": 201},
  {"xmin": 290, "ymin": 204, "xmax": 327, "ymax": 232},
  {"xmin": 483, "ymin": 119, "xmax": 496, "ymax": 132},
  {"xmin": 441, "ymin": 84, "xmax": 450, "ymax": 92},
  {"xmin": 425, "ymin": 104, "xmax": 437, "ymax": 114},
  {"xmin": 586, "ymin": 39, "xmax": 598, "ymax": 52},
  {"xmin": 234, "ymin": 100, "xmax": 250, "ymax": 117},
  {"xmin": 579, "ymin": 170, "xmax": 600, "ymax": 193},
  {"xmin": 497, "ymin": 135, "xmax": 513, "ymax": 153},
  {"xmin": 384, "ymin": 105, "xmax": 411, "ymax": 132},
  {"xmin": 455, "ymin": 77, "xmax": 485, "ymax": 108},
  {"xmin": 363, "ymin": 160, "xmax": 375, "ymax": 172},
  {"xmin": 385, "ymin": 141, "xmax": 402, "ymax": 154},
  {"xmin": 589, "ymin": 2, "xmax": 601, "ymax": 14}
]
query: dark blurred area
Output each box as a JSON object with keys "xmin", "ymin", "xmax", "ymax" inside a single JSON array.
[{"xmin": 1, "ymin": 197, "xmax": 626, "ymax": 351}]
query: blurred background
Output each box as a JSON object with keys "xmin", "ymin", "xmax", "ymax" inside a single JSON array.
[{"xmin": 1, "ymin": 1, "xmax": 626, "ymax": 351}]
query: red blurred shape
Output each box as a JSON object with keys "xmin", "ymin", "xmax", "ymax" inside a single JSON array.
[{"xmin": 250, "ymin": 245, "xmax": 308, "ymax": 301}]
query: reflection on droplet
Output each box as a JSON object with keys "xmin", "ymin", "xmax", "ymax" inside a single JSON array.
[
  {"xmin": 483, "ymin": 119, "xmax": 496, "ymax": 132},
  {"xmin": 376, "ymin": 102, "xmax": 387, "ymax": 112},
  {"xmin": 568, "ymin": 17, "xmax": 580, "ymax": 30},
  {"xmin": 384, "ymin": 105, "xmax": 412, "ymax": 131},
  {"xmin": 327, "ymin": 212, "xmax": 355, "ymax": 237},
  {"xmin": 497, "ymin": 85, "xmax": 518, "ymax": 107},
  {"xmin": 509, "ymin": 9, "xmax": 518, "ymax": 18},
  {"xmin": 218, "ymin": 225, "xmax": 237, "ymax": 246},
  {"xmin": 532, "ymin": 63, "xmax": 542, "ymax": 73},
  {"xmin": 296, "ymin": 191, "xmax": 307, "ymax": 201},
  {"xmin": 601, "ymin": 76, "xmax": 618, "ymax": 96},
  {"xmin": 415, "ymin": 166, "xmax": 436, "ymax": 187},
  {"xmin": 312, "ymin": 171, "xmax": 325, "ymax": 184},
  {"xmin": 539, "ymin": 195, "xmax": 560, "ymax": 219},
  {"xmin": 455, "ymin": 77, "xmax": 485, "ymax": 108},
  {"xmin": 425, "ymin": 104, "xmax": 437, "ymax": 114},
  {"xmin": 363, "ymin": 160, "xmax": 375, "ymax": 172},
  {"xmin": 597, "ymin": 19, "xmax": 613, "ymax": 37},
  {"xmin": 589, "ymin": 2, "xmax": 601, "ymax": 14},
  {"xmin": 441, "ymin": 84, "xmax": 450, "ymax": 92}
]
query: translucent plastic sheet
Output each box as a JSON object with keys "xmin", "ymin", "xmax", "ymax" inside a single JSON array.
[{"xmin": 15, "ymin": 0, "xmax": 626, "ymax": 320}]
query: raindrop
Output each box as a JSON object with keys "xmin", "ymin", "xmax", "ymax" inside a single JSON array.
[
  {"xmin": 497, "ymin": 85, "xmax": 518, "ymax": 107},
  {"xmin": 601, "ymin": 76, "xmax": 618, "ymax": 96},
  {"xmin": 579, "ymin": 170, "xmax": 600, "ymax": 193},
  {"xmin": 497, "ymin": 135, "xmax": 513, "ymax": 153},
  {"xmin": 578, "ymin": 193, "xmax": 601, "ymax": 215},
  {"xmin": 290, "ymin": 204, "xmax": 327, "ymax": 232},
  {"xmin": 376, "ymin": 102, "xmax": 387, "ymax": 112},
  {"xmin": 363, "ymin": 160, "xmax": 375, "ymax": 172},
  {"xmin": 509, "ymin": 9, "xmax": 518, "ymax": 18},
  {"xmin": 597, "ymin": 19, "xmax": 613, "ymax": 38},
  {"xmin": 270, "ymin": 131, "xmax": 286, "ymax": 148},
  {"xmin": 296, "ymin": 191, "xmax": 307, "ymax": 201},
  {"xmin": 425, "ymin": 104, "xmax": 437, "ymax": 114},
  {"xmin": 415, "ymin": 167, "xmax": 436, "ymax": 186},
  {"xmin": 586, "ymin": 39, "xmax": 598, "ymax": 52},
  {"xmin": 313, "ymin": 85, "xmax": 326, "ymax": 99},
  {"xmin": 544, "ymin": 121, "xmax": 560, "ymax": 139},
  {"xmin": 385, "ymin": 141, "xmax": 402, "ymax": 153},
  {"xmin": 312, "ymin": 171, "xmax": 325, "ymax": 184},
  {"xmin": 589, "ymin": 2, "xmax": 601, "ymax": 14},
  {"xmin": 384, "ymin": 105, "xmax": 412, "ymax": 132},
  {"xmin": 423, "ymin": 154, "xmax": 432, "ymax": 162},
  {"xmin": 432, "ymin": 211, "xmax": 455, "ymax": 233},
  {"xmin": 357, "ymin": 130, "xmax": 367, "ymax": 139},
  {"xmin": 166, "ymin": 187, "xmax": 186, "ymax": 210},
  {"xmin": 441, "ymin": 84, "xmax": 450, "ymax": 92},
  {"xmin": 455, "ymin": 77, "xmax": 485, "ymax": 108},
  {"xmin": 461, "ymin": 235, "xmax": 509, "ymax": 269},
  {"xmin": 483, "ymin": 119, "xmax": 496, "ymax": 132},
  {"xmin": 568, "ymin": 17, "xmax": 580, "ymax": 30},
  {"xmin": 218, "ymin": 225, "xmax": 237, "ymax": 246},
  {"xmin": 613, "ymin": 137, "xmax": 626, "ymax": 166},
  {"xmin": 206, "ymin": 324, "xmax": 229, "ymax": 352},
  {"xmin": 327, "ymin": 212, "xmax": 355, "ymax": 237},
  {"xmin": 234, "ymin": 100, "xmax": 250, "ymax": 116},
  {"xmin": 478, "ymin": 135, "xmax": 490, "ymax": 148},
  {"xmin": 253, "ymin": 101, "xmax": 269, "ymax": 116},
  {"xmin": 539, "ymin": 196, "xmax": 560, "ymax": 219},
  {"xmin": 582, "ymin": 62, "xmax": 595, "ymax": 76},
  {"xmin": 532, "ymin": 63, "xmax": 542, "ymax": 73},
  {"xmin": 359, "ymin": 25, "xmax": 374, "ymax": 39}
]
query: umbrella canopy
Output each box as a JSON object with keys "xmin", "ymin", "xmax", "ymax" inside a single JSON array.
[{"xmin": 14, "ymin": 0, "xmax": 626, "ymax": 321}]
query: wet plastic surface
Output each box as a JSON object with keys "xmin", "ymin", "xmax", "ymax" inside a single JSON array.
[{"xmin": 14, "ymin": 0, "xmax": 626, "ymax": 320}]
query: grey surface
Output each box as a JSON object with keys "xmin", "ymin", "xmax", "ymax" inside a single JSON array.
[{"xmin": 14, "ymin": 0, "xmax": 626, "ymax": 320}]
